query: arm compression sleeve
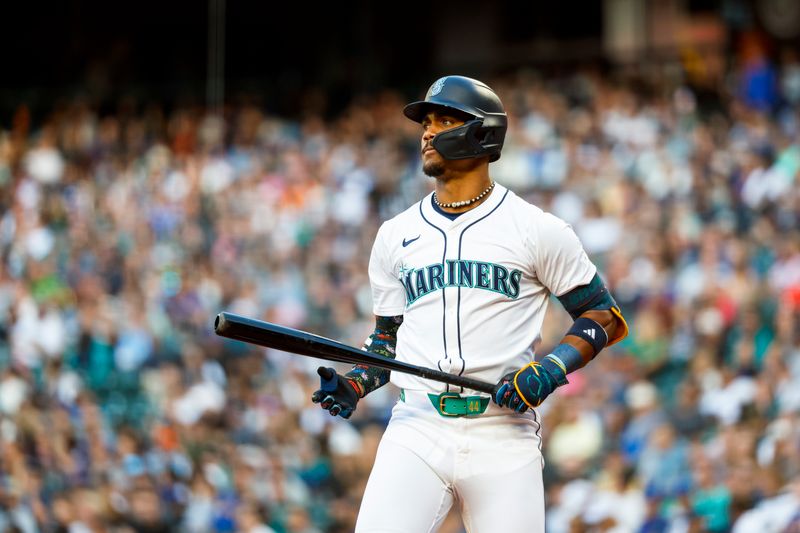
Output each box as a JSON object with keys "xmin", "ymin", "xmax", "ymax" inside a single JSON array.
[{"xmin": 344, "ymin": 315, "xmax": 403, "ymax": 397}]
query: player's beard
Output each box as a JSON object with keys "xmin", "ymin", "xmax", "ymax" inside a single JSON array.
[{"xmin": 423, "ymin": 159, "xmax": 446, "ymax": 177}]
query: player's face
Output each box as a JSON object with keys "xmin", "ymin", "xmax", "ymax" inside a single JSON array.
[{"xmin": 420, "ymin": 112, "xmax": 465, "ymax": 177}]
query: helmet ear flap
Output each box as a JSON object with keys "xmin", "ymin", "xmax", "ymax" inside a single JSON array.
[{"xmin": 480, "ymin": 125, "xmax": 505, "ymax": 162}]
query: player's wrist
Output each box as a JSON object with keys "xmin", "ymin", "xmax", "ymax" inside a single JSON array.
[
  {"xmin": 540, "ymin": 354, "xmax": 569, "ymax": 387},
  {"xmin": 544, "ymin": 341, "xmax": 587, "ymax": 377},
  {"xmin": 344, "ymin": 375, "xmax": 366, "ymax": 398}
]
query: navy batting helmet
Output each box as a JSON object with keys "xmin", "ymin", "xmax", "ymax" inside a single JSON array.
[{"xmin": 404, "ymin": 75, "xmax": 507, "ymax": 162}]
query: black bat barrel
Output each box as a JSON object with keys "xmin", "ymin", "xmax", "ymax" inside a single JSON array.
[{"xmin": 214, "ymin": 312, "xmax": 497, "ymax": 395}]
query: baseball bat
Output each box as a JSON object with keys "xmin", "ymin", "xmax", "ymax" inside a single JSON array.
[{"xmin": 214, "ymin": 312, "xmax": 497, "ymax": 394}]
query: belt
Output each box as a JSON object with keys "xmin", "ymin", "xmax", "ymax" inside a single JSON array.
[{"xmin": 400, "ymin": 389, "xmax": 490, "ymax": 417}]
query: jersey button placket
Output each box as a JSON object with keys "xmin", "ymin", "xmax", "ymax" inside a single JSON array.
[{"xmin": 441, "ymin": 228, "xmax": 462, "ymax": 383}]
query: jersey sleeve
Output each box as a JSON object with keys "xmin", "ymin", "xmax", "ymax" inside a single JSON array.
[
  {"xmin": 369, "ymin": 222, "xmax": 406, "ymax": 316},
  {"xmin": 532, "ymin": 212, "xmax": 597, "ymax": 297}
]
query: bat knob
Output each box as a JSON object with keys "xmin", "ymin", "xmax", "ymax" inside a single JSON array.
[{"xmin": 214, "ymin": 312, "xmax": 229, "ymax": 334}]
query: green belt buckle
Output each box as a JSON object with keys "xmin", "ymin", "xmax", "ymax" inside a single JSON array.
[{"xmin": 427, "ymin": 392, "xmax": 489, "ymax": 417}]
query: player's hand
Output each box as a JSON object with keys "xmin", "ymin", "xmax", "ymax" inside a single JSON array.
[
  {"xmin": 493, "ymin": 360, "xmax": 566, "ymax": 412},
  {"xmin": 493, "ymin": 371, "xmax": 530, "ymax": 413},
  {"xmin": 311, "ymin": 367, "xmax": 360, "ymax": 419}
]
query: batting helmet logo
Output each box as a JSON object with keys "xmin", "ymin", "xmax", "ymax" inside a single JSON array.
[{"xmin": 430, "ymin": 77, "xmax": 446, "ymax": 96}]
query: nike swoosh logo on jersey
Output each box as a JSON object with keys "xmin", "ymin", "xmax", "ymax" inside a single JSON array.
[{"xmin": 402, "ymin": 235, "xmax": 421, "ymax": 247}]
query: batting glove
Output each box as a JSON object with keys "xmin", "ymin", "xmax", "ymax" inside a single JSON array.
[
  {"xmin": 493, "ymin": 359, "xmax": 568, "ymax": 412},
  {"xmin": 311, "ymin": 367, "xmax": 360, "ymax": 419}
]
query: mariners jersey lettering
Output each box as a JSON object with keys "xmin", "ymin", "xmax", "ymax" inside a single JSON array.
[
  {"xmin": 400, "ymin": 260, "xmax": 522, "ymax": 304},
  {"xmin": 368, "ymin": 183, "xmax": 596, "ymax": 393}
]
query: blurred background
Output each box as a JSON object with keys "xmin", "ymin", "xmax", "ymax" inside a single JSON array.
[{"xmin": 1, "ymin": 0, "xmax": 800, "ymax": 531}]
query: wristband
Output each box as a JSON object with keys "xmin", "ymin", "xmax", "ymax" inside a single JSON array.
[{"xmin": 567, "ymin": 316, "xmax": 608, "ymax": 356}]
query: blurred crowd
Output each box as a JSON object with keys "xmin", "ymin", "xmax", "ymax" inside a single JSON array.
[{"xmin": 1, "ymin": 46, "xmax": 800, "ymax": 533}]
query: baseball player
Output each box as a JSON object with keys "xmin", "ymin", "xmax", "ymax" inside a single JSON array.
[{"xmin": 311, "ymin": 75, "xmax": 628, "ymax": 533}]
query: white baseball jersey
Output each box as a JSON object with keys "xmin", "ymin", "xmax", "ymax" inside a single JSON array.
[{"xmin": 368, "ymin": 182, "xmax": 596, "ymax": 393}]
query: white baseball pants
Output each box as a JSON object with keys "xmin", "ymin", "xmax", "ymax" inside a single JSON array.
[{"xmin": 355, "ymin": 391, "xmax": 545, "ymax": 533}]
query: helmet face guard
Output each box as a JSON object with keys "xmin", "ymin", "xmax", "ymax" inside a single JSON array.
[
  {"xmin": 404, "ymin": 75, "xmax": 507, "ymax": 163},
  {"xmin": 430, "ymin": 115, "xmax": 506, "ymax": 162}
]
